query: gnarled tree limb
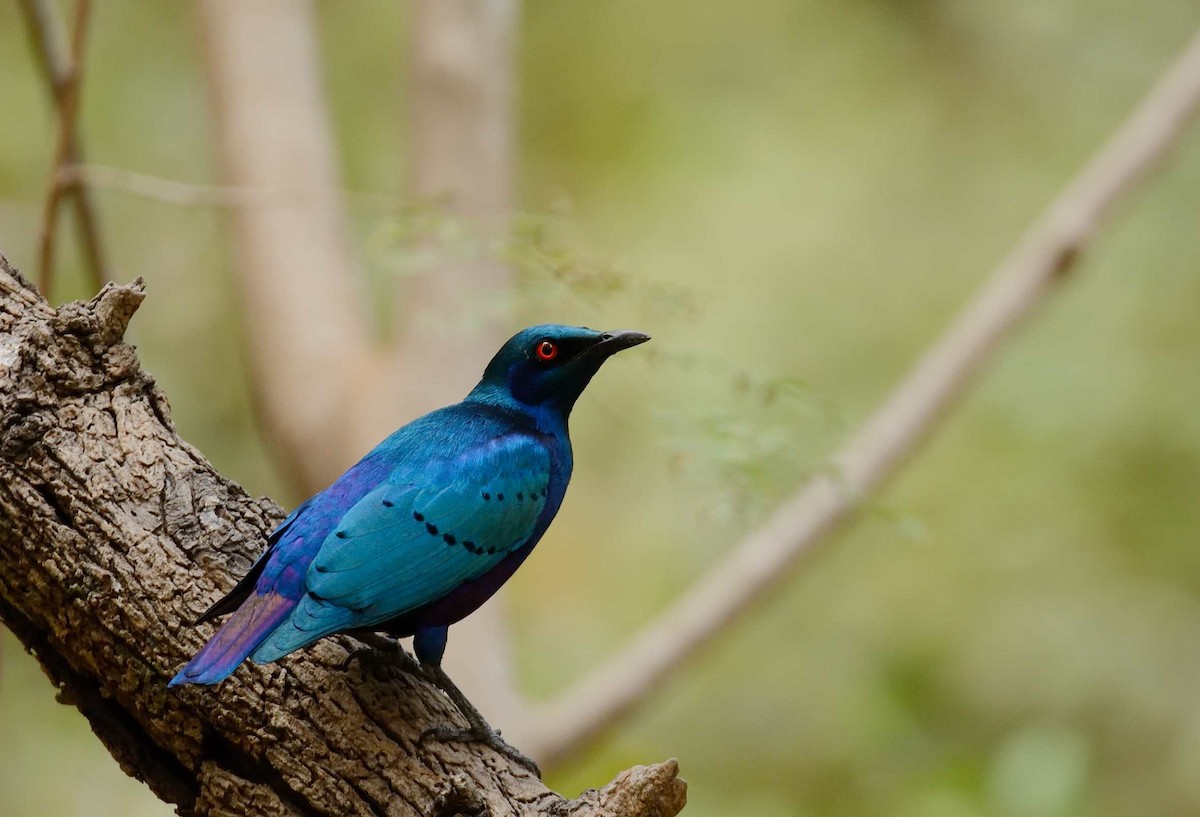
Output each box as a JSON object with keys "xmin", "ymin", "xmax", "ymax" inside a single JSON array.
[{"xmin": 0, "ymin": 251, "xmax": 685, "ymax": 817}]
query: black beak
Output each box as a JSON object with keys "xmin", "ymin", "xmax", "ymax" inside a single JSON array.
[{"xmin": 596, "ymin": 329, "xmax": 651, "ymax": 355}]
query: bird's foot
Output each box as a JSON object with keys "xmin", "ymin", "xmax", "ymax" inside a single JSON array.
[
  {"xmin": 419, "ymin": 663, "xmax": 542, "ymax": 777},
  {"xmin": 420, "ymin": 725, "xmax": 541, "ymax": 778},
  {"xmin": 342, "ymin": 634, "xmax": 422, "ymax": 679}
]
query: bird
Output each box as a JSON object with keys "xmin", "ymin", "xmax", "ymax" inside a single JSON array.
[{"xmin": 170, "ymin": 324, "xmax": 649, "ymax": 774}]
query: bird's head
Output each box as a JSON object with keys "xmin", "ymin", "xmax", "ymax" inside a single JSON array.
[{"xmin": 470, "ymin": 324, "xmax": 650, "ymax": 415}]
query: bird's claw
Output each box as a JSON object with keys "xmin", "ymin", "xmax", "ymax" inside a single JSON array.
[
  {"xmin": 420, "ymin": 725, "xmax": 542, "ymax": 778},
  {"xmin": 341, "ymin": 647, "xmax": 385, "ymax": 677},
  {"xmin": 342, "ymin": 642, "xmax": 422, "ymax": 679}
]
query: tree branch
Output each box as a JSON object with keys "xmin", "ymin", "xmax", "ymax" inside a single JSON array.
[
  {"xmin": 0, "ymin": 250, "xmax": 686, "ymax": 817},
  {"xmin": 195, "ymin": 0, "xmax": 385, "ymax": 493},
  {"xmin": 402, "ymin": 0, "xmax": 527, "ymax": 754},
  {"xmin": 26, "ymin": 0, "xmax": 106, "ymax": 296},
  {"xmin": 526, "ymin": 29, "xmax": 1200, "ymax": 767},
  {"xmin": 58, "ymin": 164, "xmax": 411, "ymax": 210}
]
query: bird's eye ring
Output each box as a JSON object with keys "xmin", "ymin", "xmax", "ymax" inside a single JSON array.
[{"xmin": 535, "ymin": 340, "xmax": 558, "ymax": 361}]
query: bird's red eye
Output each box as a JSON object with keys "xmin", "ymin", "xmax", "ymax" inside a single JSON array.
[{"xmin": 536, "ymin": 340, "xmax": 558, "ymax": 361}]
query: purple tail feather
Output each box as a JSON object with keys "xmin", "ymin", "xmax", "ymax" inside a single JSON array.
[{"xmin": 169, "ymin": 592, "xmax": 295, "ymax": 686}]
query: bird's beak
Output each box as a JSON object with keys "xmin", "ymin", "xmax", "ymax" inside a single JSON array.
[{"xmin": 596, "ymin": 329, "xmax": 651, "ymax": 356}]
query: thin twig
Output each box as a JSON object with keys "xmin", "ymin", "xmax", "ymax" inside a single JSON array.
[
  {"xmin": 20, "ymin": 0, "xmax": 107, "ymax": 293},
  {"xmin": 528, "ymin": 30, "xmax": 1200, "ymax": 767},
  {"xmin": 33, "ymin": 0, "xmax": 96, "ymax": 296},
  {"xmin": 58, "ymin": 164, "xmax": 409, "ymax": 210}
]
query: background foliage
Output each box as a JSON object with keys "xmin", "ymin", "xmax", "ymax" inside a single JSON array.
[{"xmin": 2, "ymin": 2, "xmax": 1200, "ymax": 815}]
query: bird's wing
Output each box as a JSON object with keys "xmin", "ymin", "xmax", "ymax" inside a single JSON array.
[
  {"xmin": 254, "ymin": 433, "xmax": 550, "ymax": 657},
  {"xmin": 195, "ymin": 497, "xmax": 314, "ymax": 624}
]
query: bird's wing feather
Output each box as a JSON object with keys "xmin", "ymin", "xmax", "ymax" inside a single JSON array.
[{"xmin": 251, "ymin": 434, "xmax": 549, "ymax": 660}]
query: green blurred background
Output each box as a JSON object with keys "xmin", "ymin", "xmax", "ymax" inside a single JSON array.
[{"xmin": 3, "ymin": 2, "xmax": 1200, "ymax": 815}]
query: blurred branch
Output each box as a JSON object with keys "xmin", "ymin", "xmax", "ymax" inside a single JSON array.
[
  {"xmin": 398, "ymin": 0, "xmax": 518, "ymax": 408},
  {"xmin": 401, "ymin": 0, "xmax": 527, "ymax": 752},
  {"xmin": 60, "ymin": 163, "xmax": 411, "ymax": 210},
  {"xmin": 192, "ymin": 0, "xmax": 520, "ymax": 488},
  {"xmin": 24, "ymin": 0, "xmax": 107, "ymax": 295},
  {"xmin": 196, "ymin": 0, "xmax": 384, "ymax": 492},
  {"xmin": 526, "ymin": 30, "xmax": 1200, "ymax": 767}
]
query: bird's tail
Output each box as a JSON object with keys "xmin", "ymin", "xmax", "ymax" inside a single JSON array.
[{"xmin": 169, "ymin": 592, "xmax": 295, "ymax": 686}]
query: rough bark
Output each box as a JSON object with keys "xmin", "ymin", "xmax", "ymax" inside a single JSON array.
[{"xmin": 0, "ymin": 251, "xmax": 686, "ymax": 817}]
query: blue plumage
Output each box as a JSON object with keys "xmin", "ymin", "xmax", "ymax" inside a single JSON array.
[{"xmin": 171, "ymin": 325, "xmax": 648, "ymax": 688}]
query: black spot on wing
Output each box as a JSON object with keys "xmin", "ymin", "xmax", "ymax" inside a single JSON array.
[{"xmin": 307, "ymin": 589, "xmax": 365, "ymax": 612}]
